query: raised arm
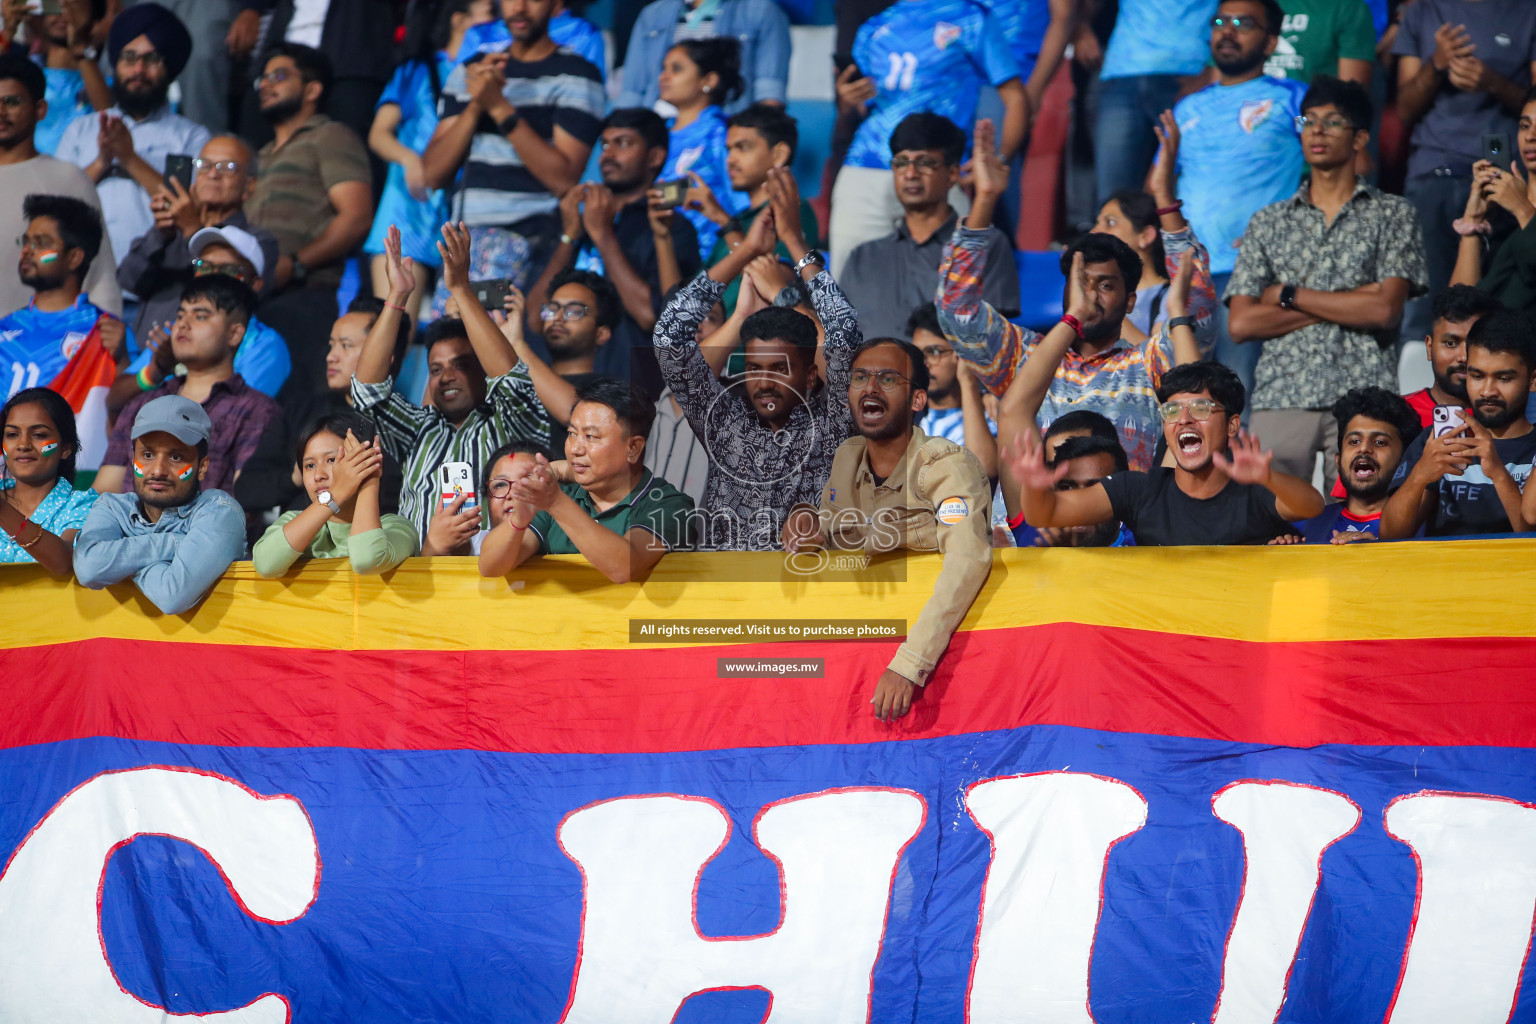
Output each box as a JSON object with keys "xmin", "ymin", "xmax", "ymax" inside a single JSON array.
[
  {"xmin": 582, "ymin": 185, "xmax": 661, "ymax": 331},
  {"xmin": 355, "ymin": 225, "xmax": 413, "ymax": 384},
  {"xmin": 494, "ymin": 288, "xmax": 578, "ymax": 424},
  {"xmin": 1005, "ymin": 430, "xmax": 1116, "ymax": 528},
  {"xmin": 1211, "ymin": 430, "xmax": 1326, "ymax": 521},
  {"xmin": 131, "ymin": 494, "xmax": 245, "ymax": 614},
  {"xmin": 439, "ymin": 220, "xmax": 518, "ymax": 377}
]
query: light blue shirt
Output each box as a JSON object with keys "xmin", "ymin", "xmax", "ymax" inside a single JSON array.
[
  {"xmin": 1174, "ymin": 75, "xmax": 1308, "ymax": 274},
  {"xmin": 846, "ymin": 0, "xmax": 1021, "ymax": 170},
  {"xmin": 1103, "ymin": 0, "xmax": 1218, "ymax": 79},
  {"xmin": 35, "ymin": 65, "xmax": 89, "ymax": 155},
  {"xmin": 55, "ymin": 104, "xmax": 212, "ymax": 284},
  {"xmin": 73, "ymin": 487, "xmax": 245, "ymax": 615},
  {"xmin": 0, "ymin": 477, "xmax": 97, "ymax": 563}
]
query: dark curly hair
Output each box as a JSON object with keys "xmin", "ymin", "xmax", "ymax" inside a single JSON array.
[{"xmin": 1330, "ymin": 386, "xmax": 1423, "ymax": 450}]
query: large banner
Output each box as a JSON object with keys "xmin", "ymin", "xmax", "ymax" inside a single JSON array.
[{"xmin": 2, "ymin": 545, "xmax": 1536, "ymax": 1023}]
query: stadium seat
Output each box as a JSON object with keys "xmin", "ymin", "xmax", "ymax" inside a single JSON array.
[{"xmin": 1014, "ymin": 250, "xmax": 1064, "ymax": 333}]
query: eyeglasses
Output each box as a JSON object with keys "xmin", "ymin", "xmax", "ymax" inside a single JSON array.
[
  {"xmin": 489, "ymin": 479, "xmax": 517, "ymax": 498},
  {"xmin": 540, "ymin": 301, "xmax": 590, "ymax": 322},
  {"xmin": 118, "ymin": 49, "xmax": 165, "ymax": 68},
  {"xmin": 192, "ymin": 258, "xmax": 255, "ymax": 282},
  {"xmin": 253, "ymin": 68, "xmax": 295, "ymax": 89},
  {"xmin": 849, "ymin": 369, "xmax": 912, "ymax": 391},
  {"xmin": 1158, "ymin": 398, "xmax": 1226, "ymax": 422},
  {"xmin": 0, "ymin": 95, "xmax": 29, "ymax": 111},
  {"xmin": 1209, "ymin": 14, "xmax": 1265, "ymax": 32},
  {"xmin": 918, "ymin": 344, "xmax": 952, "ymax": 361},
  {"xmin": 890, "ymin": 155, "xmax": 946, "ymax": 174},
  {"xmin": 1293, "ymin": 115, "xmax": 1355, "ymax": 136},
  {"xmin": 192, "ymin": 157, "xmax": 244, "ymax": 176},
  {"xmin": 15, "ymin": 235, "xmax": 59, "ymax": 250}
]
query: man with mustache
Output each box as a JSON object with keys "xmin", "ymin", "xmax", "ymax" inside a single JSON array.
[
  {"xmin": 1383, "ymin": 310, "xmax": 1536, "ymax": 538},
  {"xmin": 525, "ymin": 108, "xmax": 700, "ymax": 400},
  {"xmin": 1298, "ymin": 387, "xmax": 1423, "ymax": 543},
  {"xmin": 1172, "ymin": 0, "xmax": 1306, "ymax": 403},
  {"xmin": 55, "ymin": 3, "xmax": 209, "ymax": 287},
  {"xmin": 73, "ymin": 394, "xmax": 246, "ymax": 615},
  {"xmin": 1404, "ymin": 285, "xmax": 1500, "ymax": 427},
  {"xmin": 782, "ymin": 337, "xmax": 992, "ymax": 722}
]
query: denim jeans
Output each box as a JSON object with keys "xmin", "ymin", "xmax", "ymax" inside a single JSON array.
[
  {"xmin": 1208, "ymin": 271, "xmax": 1259, "ymax": 425},
  {"xmin": 1400, "ymin": 169, "xmax": 1469, "ymax": 345},
  {"xmin": 1093, "ymin": 73, "xmax": 1185, "ymax": 207}
]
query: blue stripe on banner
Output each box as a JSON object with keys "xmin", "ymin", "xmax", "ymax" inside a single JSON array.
[{"xmin": 3, "ymin": 728, "xmax": 1535, "ymax": 1022}]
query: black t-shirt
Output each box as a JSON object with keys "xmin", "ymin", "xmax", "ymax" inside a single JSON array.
[
  {"xmin": 1396, "ymin": 428, "xmax": 1536, "ymax": 535},
  {"xmin": 587, "ymin": 200, "xmax": 700, "ymax": 402},
  {"xmin": 1099, "ymin": 468, "xmax": 1295, "ymax": 546}
]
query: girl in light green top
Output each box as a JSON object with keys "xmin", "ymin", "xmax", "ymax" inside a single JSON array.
[{"xmin": 253, "ymin": 411, "xmax": 419, "ymax": 577}]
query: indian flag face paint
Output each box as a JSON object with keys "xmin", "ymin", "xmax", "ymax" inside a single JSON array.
[
  {"xmin": 35, "ymin": 250, "xmax": 60, "ymax": 266},
  {"xmin": 176, "ymin": 464, "xmax": 195, "ymax": 481},
  {"xmin": 38, "ymin": 441, "xmax": 57, "ymax": 456},
  {"xmin": 132, "ymin": 459, "xmax": 147, "ymax": 479}
]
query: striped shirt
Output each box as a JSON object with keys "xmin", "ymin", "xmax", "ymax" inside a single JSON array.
[
  {"xmin": 438, "ymin": 47, "xmax": 604, "ymax": 229},
  {"xmin": 350, "ymin": 367, "xmax": 550, "ymax": 539},
  {"xmin": 936, "ymin": 225, "xmax": 1217, "ymax": 472}
]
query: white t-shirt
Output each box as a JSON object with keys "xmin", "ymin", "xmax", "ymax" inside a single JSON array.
[{"xmin": 285, "ymin": 0, "xmax": 331, "ymax": 47}]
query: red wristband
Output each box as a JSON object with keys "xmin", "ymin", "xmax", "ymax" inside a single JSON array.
[
  {"xmin": 1156, "ymin": 201, "xmax": 1183, "ymax": 216},
  {"xmin": 385, "ymin": 301, "xmax": 410, "ymax": 314},
  {"xmin": 1060, "ymin": 314, "xmax": 1085, "ymax": 339}
]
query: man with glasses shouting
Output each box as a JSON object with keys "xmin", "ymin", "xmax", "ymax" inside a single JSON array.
[
  {"xmin": 1004, "ymin": 361, "xmax": 1322, "ymax": 547},
  {"xmin": 782, "ymin": 336, "xmax": 993, "ymax": 722},
  {"xmin": 1227, "ymin": 75, "xmax": 1426, "ymax": 493}
]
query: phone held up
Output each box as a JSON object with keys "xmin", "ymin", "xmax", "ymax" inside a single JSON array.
[
  {"xmin": 438, "ymin": 461, "xmax": 478, "ymax": 512},
  {"xmin": 469, "ymin": 279, "xmax": 514, "ymax": 312},
  {"xmin": 1483, "ymin": 132, "xmax": 1511, "ymax": 170},
  {"xmin": 654, "ymin": 178, "xmax": 689, "ymax": 207},
  {"xmin": 1432, "ymin": 405, "xmax": 1468, "ymax": 440},
  {"xmin": 163, "ymin": 153, "xmax": 194, "ymax": 193}
]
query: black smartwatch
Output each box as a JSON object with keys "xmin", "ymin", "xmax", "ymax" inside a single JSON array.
[
  {"xmin": 1279, "ymin": 284, "xmax": 1298, "ymax": 310},
  {"xmin": 289, "ymin": 258, "xmax": 310, "ymax": 287},
  {"xmin": 1166, "ymin": 315, "xmax": 1196, "ymax": 331},
  {"xmin": 495, "ymin": 111, "xmax": 521, "ymax": 137}
]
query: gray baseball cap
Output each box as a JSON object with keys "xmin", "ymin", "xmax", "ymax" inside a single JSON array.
[{"xmin": 130, "ymin": 395, "xmax": 212, "ymax": 445}]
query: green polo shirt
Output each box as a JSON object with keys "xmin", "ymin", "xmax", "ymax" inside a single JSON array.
[{"xmin": 530, "ymin": 471, "xmax": 696, "ymax": 555}]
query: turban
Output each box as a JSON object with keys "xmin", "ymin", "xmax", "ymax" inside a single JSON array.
[{"xmin": 108, "ymin": 3, "xmax": 193, "ymax": 81}]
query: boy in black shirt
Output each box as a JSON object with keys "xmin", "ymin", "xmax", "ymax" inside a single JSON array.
[
  {"xmin": 1383, "ymin": 310, "xmax": 1536, "ymax": 538},
  {"xmin": 1005, "ymin": 363, "xmax": 1324, "ymax": 545}
]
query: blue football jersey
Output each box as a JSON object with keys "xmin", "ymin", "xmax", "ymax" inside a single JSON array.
[
  {"xmin": 1102, "ymin": 0, "xmax": 1218, "ymax": 79},
  {"xmin": 845, "ymin": 0, "xmax": 1021, "ymax": 171},
  {"xmin": 1174, "ymin": 76, "xmax": 1308, "ymax": 275},
  {"xmin": 0, "ymin": 298, "xmax": 137, "ymax": 400},
  {"xmin": 975, "ymin": 0, "xmax": 1051, "ymax": 68}
]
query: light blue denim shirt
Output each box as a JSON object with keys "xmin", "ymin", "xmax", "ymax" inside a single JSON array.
[
  {"xmin": 617, "ymin": 0, "xmax": 789, "ymax": 114},
  {"xmin": 73, "ymin": 488, "xmax": 245, "ymax": 615}
]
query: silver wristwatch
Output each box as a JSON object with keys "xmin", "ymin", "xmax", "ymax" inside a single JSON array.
[
  {"xmin": 317, "ymin": 489, "xmax": 341, "ymax": 515},
  {"xmin": 793, "ymin": 249, "xmax": 824, "ymax": 275}
]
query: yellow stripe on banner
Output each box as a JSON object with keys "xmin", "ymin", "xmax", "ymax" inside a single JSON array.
[{"xmin": 2, "ymin": 540, "xmax": 1535, "ymax": 652}]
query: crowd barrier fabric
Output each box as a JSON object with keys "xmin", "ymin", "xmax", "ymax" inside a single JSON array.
[{"xmin": 2, "ymin": 543, "xmax": 1536, "ymax": 1023}]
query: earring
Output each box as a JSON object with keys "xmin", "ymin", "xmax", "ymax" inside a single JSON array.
[{"xmin": 702, "ymin": 85, "xmax": 711, "ymax": 94}]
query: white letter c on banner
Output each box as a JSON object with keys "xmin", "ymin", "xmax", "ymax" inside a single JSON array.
[{"xmin": 0, "ymin": 766, "xmax": 320, "ymax": 1023}]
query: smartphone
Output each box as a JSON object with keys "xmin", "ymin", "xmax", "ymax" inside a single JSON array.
[
  {"xmin": 469, "ymin": 278, "xmax": 514, "ymax": 312},
  {"xmin": 1483, "ymin": 132, "xmax": 1511, "ymax": 169},
  {"xmin": 437, "ymin": 462, "xmax": 478, "ymax": 512},
  {"xmin": 1431, "ymin": 405, "xmax": 1468, "ymax": 439},
  {"xmin": 655, "ymin": 177, "xmax": 689, "ymax": 207},
  {"xmin": 163, "ymin": 153, "xmax": 194, "ymax": 192},
  {"xmin": 833, "ymin": 51, "xmax": 863, "ymax": 80},
  {"xmin": 25, "ymin": 0, "xmax": 65, "ymax": 15}
]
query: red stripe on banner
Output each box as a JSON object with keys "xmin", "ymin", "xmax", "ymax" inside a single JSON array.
[{"xmin": 7, "ymin": 626, "xmax": 1536, "ymax": 754}]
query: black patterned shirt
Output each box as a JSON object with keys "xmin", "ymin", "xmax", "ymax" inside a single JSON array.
[
  {"xmin": 654, "ymin": 269, "xmax": 859, "ymax": 550},
  {"xmin": 1225, "ymin": 178, "xmax": 1428, "ymax": 410}
]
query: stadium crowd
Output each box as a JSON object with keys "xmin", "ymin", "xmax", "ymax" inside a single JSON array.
[{"xmin": 2, "ymin": 0, "xmax": 1534, "ymax": 718}]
